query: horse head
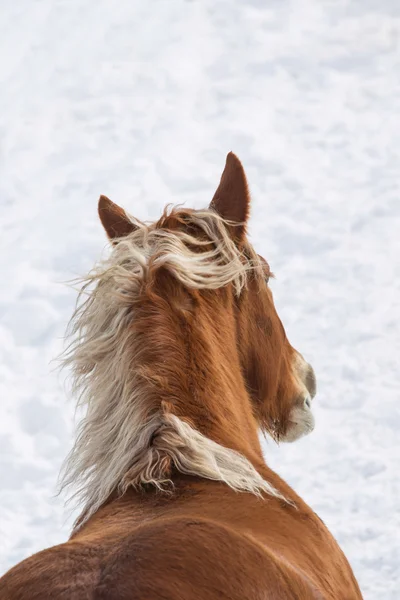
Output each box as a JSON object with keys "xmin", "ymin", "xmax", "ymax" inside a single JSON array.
[{"xmin": 61, "ymin": 152, "xmax": 316, "ymax": 526}]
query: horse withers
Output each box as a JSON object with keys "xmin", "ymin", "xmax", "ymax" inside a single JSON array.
[{"xmin": 0, "ymin": 153, "xmax": 362, "ymax": 599}]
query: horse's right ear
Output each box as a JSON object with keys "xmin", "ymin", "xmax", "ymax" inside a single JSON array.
[
  {"xmin": 210, "ymin": 152, "xmax": 251, "ymax": 242},
  {"xmin": 98, "ymin": 195, "xmax": 137, "ymax": 240}
]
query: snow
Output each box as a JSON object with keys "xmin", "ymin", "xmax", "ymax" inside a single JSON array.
[{"xmin": 0, "ymin": 1, "xmax": 399, "ymax": 597}]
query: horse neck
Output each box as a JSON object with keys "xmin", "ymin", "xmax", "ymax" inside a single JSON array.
[{"xmin": 137, "ymin": 283, "xmax": 264, "ymax": 465}]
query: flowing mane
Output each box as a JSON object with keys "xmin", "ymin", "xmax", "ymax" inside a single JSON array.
[{"xmin": 60, "ymin": 207, "xmax": 284, "ymax": 526}]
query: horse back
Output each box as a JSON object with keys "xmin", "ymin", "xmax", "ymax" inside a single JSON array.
[
  {"xmin": 98, "ymin": 516, "xmax": 324, "ymax": 600},
  {"xmin": 1, "ymin": 516, "xmax": 323, "ymax": 600}
]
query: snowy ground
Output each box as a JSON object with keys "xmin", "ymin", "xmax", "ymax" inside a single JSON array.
[{"xmin": 1, "ymin": 1, "xmax": 399, "ymax": 597}]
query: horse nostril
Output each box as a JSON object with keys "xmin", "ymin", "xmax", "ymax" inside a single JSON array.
[
  {"xmin": 306, "ymin": 365, "xmax": 317, "ymax": 399},
  {"xmin": 304, "ymin": 397, "xmax": 311, "ymax": 409}
]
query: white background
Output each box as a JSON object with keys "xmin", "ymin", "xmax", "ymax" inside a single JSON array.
[{"xmin": 0, "ymin": 2, "xmax": 399, "ymax": 597}]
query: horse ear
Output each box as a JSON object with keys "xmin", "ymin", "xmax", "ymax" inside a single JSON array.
[
  {"xmin": 210, "ymin": 152, "xmax": 250, "ymax": 241},
  {"xmin": 98, "ymin": 195, "xmax": 137, "ymax": 240}
]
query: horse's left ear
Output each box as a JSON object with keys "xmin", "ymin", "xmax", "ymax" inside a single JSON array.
[
  {"xmin": 210, "ymin": 152, "xmax": 250, "ymax": 242},
  {"xmin": 98, "ymin": 195, "xmax": 137, "ymax": 240}
]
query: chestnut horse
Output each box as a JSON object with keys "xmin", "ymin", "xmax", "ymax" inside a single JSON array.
[{"xmin": 0, "ymin": 153, "xmax": 362, "ymax": 599}]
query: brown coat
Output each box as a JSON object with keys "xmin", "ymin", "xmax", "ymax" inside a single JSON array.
[{"xmin": 0, "ymin": 154, "xmax": 363, "ymax": 599}]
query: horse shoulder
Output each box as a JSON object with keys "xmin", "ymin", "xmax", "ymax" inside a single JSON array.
[{"xmin": 0, "ymin": 541, "xmax": 101, "ymax": 600}]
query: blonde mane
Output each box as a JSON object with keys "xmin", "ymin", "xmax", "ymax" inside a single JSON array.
[{"xmin": 59, "ymin": 208, "xmax": 284, "ymax": 527}]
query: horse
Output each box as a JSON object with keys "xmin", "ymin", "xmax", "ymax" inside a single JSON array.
[{"xmin": 0, "ymin": 152, "xmax": 362, "ymax": 599}]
